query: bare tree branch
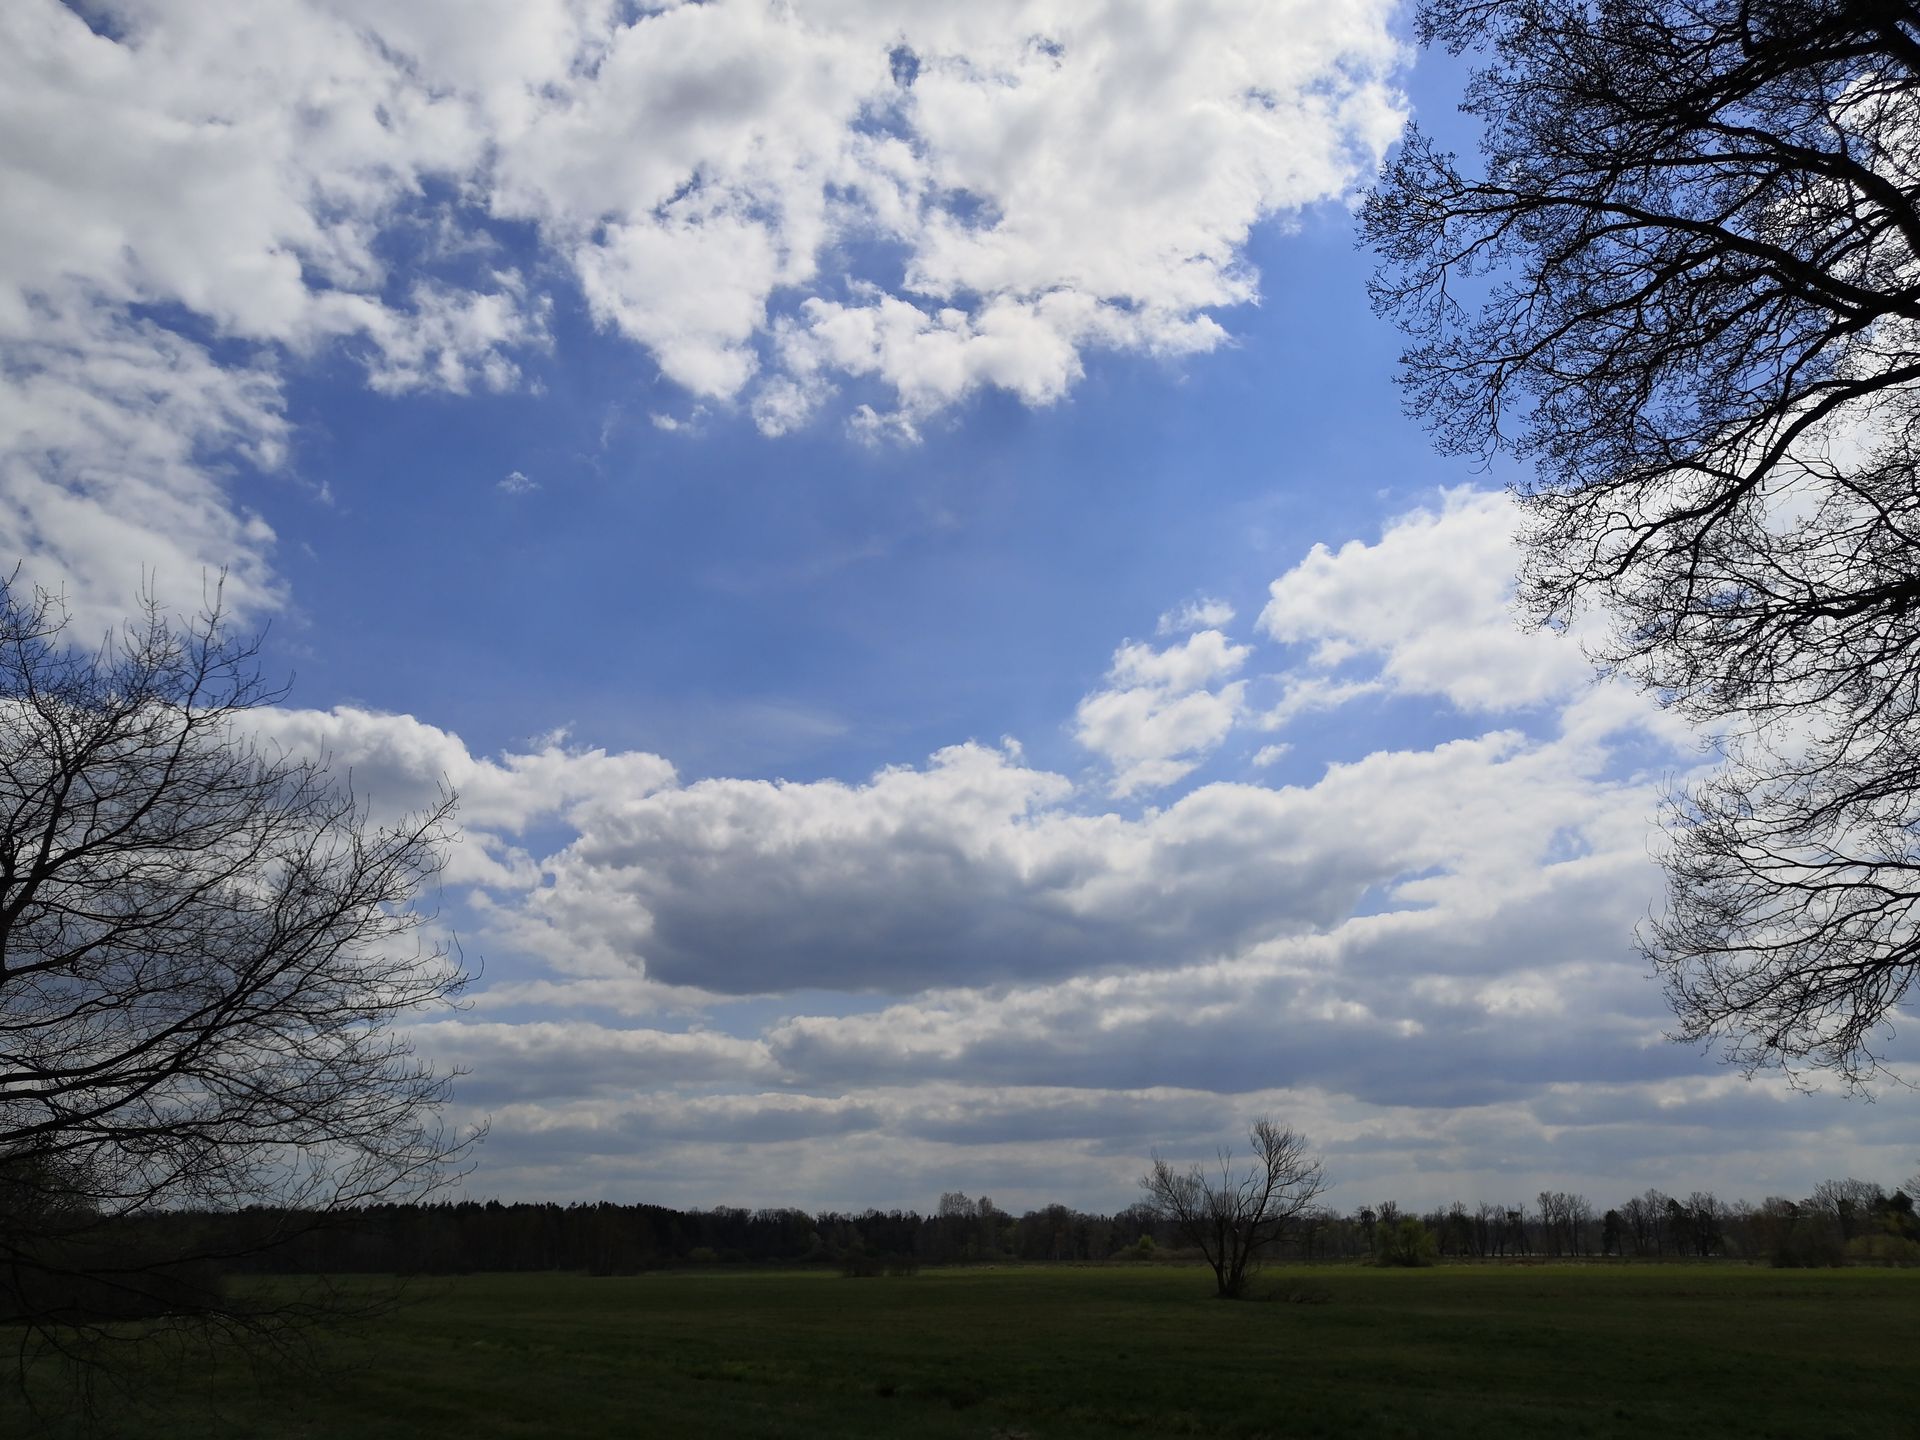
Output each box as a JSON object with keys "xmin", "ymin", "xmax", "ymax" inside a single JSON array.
[
  {"xmin": 0, "ymin": 576, "xmax": 476, "ymax": 1383},
  {"xmin": 1141, "ymin": 1120, "xmax": 1324, "ymax": 1298},
  {"xmin": 1364, "ymin": 0, "xmax": 1920, "ymax": 1085}
]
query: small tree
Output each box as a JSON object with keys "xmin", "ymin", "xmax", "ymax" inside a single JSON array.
[
  {"xmin": 1373, "ymin": 1216, "xmax": 1437, "ymax": 1268},
  {"xmin": 0, "ymin": 578, "xmax": 473, "ymax": 1364},
  {"xmin": 1141, "ymin": 1120, "xmax": 1325, "ymax": 1299}
]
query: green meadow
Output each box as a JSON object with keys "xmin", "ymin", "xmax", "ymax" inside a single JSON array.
[{"xmin": 11, "ymin": 1264, "xmax": 1917, "ymax": 1439}]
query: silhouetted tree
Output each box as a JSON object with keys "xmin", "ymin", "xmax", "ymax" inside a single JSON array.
[
  {"xmin": 1810, "ymin": 1176, "xmax": 1886, "ymax": 1240},
  {"xmin": 1141, "ymin": 1120, "xmax": 1326, "ymax": 1298},
  {"xmin": 1503, "ymin": 1208, "xmax": 1527, "ymax": 1256},
  {"xmin": 1441, "ymin": 1200, "xmax": 1474, "ymax": 1256},
  {"xmin": 1602, "ymin": 1208, "xmax": 1625, "ymax": 1257},
  {"xmin": 1365, "ymin": 1, "xmax": 1920, "ymax": 1086},
  {"xmin": 1686, "ymin": 1191, "xmax": 1726, "ymax": 1256},
  {"xmin": 1472, "ymin": 1201, "xmax": 1502, "ymax": 1257},
  {"xmin": 0, "ymin": 579, "xmax": 472, "ymax": 1360}
]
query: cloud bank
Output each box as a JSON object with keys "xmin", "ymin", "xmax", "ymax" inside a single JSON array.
[{"xmin": 233, "ymin": 492, "xmax": 1911, "ymax": 1210}]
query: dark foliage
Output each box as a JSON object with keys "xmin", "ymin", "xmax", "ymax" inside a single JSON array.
[
  {"xmin": 103, "ymin": 1168, "xmax": 1916, "ymax": 1281},
  {"xmin": 0, "ymin": 579, "xmax": 472, "ymax": 1373},
  {"xmin": 1365, "ymin": 1, "xmax": 1920, "ymax": 1084}
]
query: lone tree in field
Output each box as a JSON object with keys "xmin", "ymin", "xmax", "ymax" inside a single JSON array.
[
  {"xmin": 1364, "ymin": 1, "xmax": 1920, "ymax": 1086},
  {"xmin": 0, "ymin": 578, "xmax": 470, "ymax": 1341},
  {"xmin": 1142, "ymin": 1120, "xmax": 1325, "ymax": 1298}
]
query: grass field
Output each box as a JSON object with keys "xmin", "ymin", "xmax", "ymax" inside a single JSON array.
[{"xmin": 10, "ymin": 1264, "xmax": 1917, "ymax": 1438}]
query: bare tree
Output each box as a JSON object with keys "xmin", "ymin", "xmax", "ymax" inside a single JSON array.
[
  {"xmin": 1141, "ymin": 1120, "xmax": 1325, "ymax": 1298},
  {"xmin": 0, "ymin": 578, "xmax": 472, "ymax": 1362},
  {"xmin": 1687, "ymin": 1190, "xmax": 1726, "ymax": 1256},
  {"xmin": 1808, "ymin": 1176, "xmax": 1886, "ymax": 1239},
  {"xmin": 1536, "ymin": 1192, "xmax": 1563, "ymax": 1257},
  {"xmin": 1621, "ymin": 1195, "xmax": 1651, "ymax": 1256},
  {"xmin": 1364, "ymin": 2, "xmax": 1920, "ymax": 1085},
  {"xmin": 1473, "ymin": 1200, "xmax": 1502, "ymax": 1256}
]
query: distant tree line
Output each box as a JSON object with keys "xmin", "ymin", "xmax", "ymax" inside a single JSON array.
[
  {"xmin": 19, "ymin": 1173, "xmax": 1907, "ymax": 1304},
  {"xmin": 1345, "ymin": 1180, "xmax": 1920, "ymax": 1269}
]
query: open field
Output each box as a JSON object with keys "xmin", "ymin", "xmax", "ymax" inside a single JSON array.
[{"xmin": 10, "ymin": 1264, "xmax": 1917, "ymax": 1438}]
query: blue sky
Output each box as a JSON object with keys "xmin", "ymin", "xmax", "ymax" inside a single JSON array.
[
  {"xmin": 267, "ymin": 196, "xmax": 1439, "ymax": 784},
  {"xmin": 5, "ymin": 0, "xmax": 1912, "ymax": 1213}
]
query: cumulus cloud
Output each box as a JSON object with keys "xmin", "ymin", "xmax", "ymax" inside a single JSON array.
[
  {"xmin": 317, "ymin": 672, "xmax": 1680, "ymax": 1025},
  {"xmin": 0, "ymin": 2, "xmax": 520, "ymax": 354},
  {"xmin": 244, "ymin": 705, "xmax": 676, "ymax": 887},
  {"xmin": 1158, "ymin": 596, "xmax": 1235, "ymax": 634},
  {"xmin": 0, "ymin": 303, "xmax": 289, "ymax": 631},
  {"xmin": 1075, "ymin": 629, "xmax": 1251, "ymax": 794},
  {"xmin": 392, "ymin": 489, "xmax": 1858, "ymax": 1206},
  {"xmin": 1109, "ymin": 629, "xmax": 1249, "ymax": 691},
  {"xmin": 1258, "ymin": 488, "xmax": 1597, "ymax": 714},
  {"xmin": 8, "ymin": 5, "xmax": 1889, "ymax": 1214},
  {"xmin": 359, "ymin": 277, "xmax": 550, "ymax": 396},
  {"xmin": 1, "ymin": 0, "xmax": 1405, "ymax": 608},
  {"xmin": 122, "ymin": 487, "xmax": 1868, "ymax": 1209},
  {"xmin": 512, "ymin": 0, "xmax": 1407, "ymax": 426},
  {"xmin": 760, "ymin": 839, "xmax": 1677, "ymax": 1107}
]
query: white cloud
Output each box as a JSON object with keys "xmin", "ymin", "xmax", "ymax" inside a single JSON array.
[
  {"xmin": 1075, "ymin": 629, "xmax": 1252, "ymax": 794},
  {"xmin": 1075, "ymin": 684, "xmax": 1249, "ymax": 795},
  {"xmin": 499, "ymin": 0, "xmax": 1406, "ymax": 423},
  {"xmin": 1109, "ymin": 628, "xmax": 1249, "ymax": 691},
  {"xmin": 1259, "ymin": 488, "xmax": 1599, "ymax": 716},
  {"xmin": 0, "ymin": 0, "xmax": 1406, "ymax": 610},
  {"xmin": 0, "ymin": 2, "xmax": 505, "ymax": 350},
  {"xmin": 1158, "ymin": 596, "xmax": 1236, "ymax": 634},
  {"xmin": 359, "ymin": 276, "xmax": 550, "ymax": 396},
  {"xmin": 1255, "ymin": 675, "xmax": 1386, "ymax": 730},
  {"xmin": 243, "ymin": 705, "xmax": 677, "ymax": 887},
  {"xmin": 0, "ymin": 303, "xmax": 288, "ymax": 631},
  {"xmin": 499, "ymin": 469, "xmax": 537, "ymax": 495},
  {"xmin": 476, "ymin": 710, "xmax": 1666, "ymax": 1000}
]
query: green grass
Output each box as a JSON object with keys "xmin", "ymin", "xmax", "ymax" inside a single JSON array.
[{"xmin": 9, "ymin": 1264, "xmax": 1917, "ymax": 1438}]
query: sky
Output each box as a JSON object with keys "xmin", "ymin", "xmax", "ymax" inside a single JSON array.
[{"xmin": 4, "ymin": 0, "xmax": 1914, "ymax": 1215}]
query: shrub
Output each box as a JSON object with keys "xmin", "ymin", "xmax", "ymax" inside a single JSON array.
[
  {"xmin": 1845, "ymin": 1234, "xmax": 1920, "ymax": 1267},
  {"xmin": 1373, "ymin": 1218, "xmax": 1437, "ymax": 1268}
]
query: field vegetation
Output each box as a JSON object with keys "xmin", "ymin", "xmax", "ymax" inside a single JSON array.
[{"xmin": 6, "ymin": 1263, "xmax": 1915, "ymax": 1439}]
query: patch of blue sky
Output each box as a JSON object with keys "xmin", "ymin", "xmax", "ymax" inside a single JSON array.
[
  {"xmin": 118, "ymin": 298, "xmax": 260, "ymax": 366},
  {"xmin": 354, "ymin": 176, "xmax": 540, "ymax": 291},
  {"xmin": 262, "ymin": 204, "xmax": 1505, "ymax": 811},
  {"xmin": 1349, "ymin": 867, "xmax": 1446, "ymax": 919}
]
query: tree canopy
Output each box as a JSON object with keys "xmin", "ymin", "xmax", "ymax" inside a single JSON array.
[
  {"xmin": 0, "ymin": 580, "xmax": 471, "ymax": 1343},
  {"xmin": 1364, "ymin": 0, "xmax": 1920, "ymax": 1083}
]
